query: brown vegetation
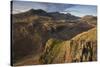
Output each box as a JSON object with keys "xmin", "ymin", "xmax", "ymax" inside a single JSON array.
[{"xmin": 11, "ymin": 9, "xmax": 97, "ymax": 66}]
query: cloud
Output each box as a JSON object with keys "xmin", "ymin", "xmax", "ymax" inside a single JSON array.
[
  {"xmin": 44, "ymin": 3, "xmax": 75, "ymax": 12},
  {"xmin": 12, "ymin": 1, "xmax": 97, "ymax": 17},
  {"xmin": 12, "ymin": 1, "xmax": 75, "ymax": 13}
]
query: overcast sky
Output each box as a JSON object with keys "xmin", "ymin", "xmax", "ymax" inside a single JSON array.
[{"xmin": 12, "ymin": 1, "xmax": 97, "ymax": 17}]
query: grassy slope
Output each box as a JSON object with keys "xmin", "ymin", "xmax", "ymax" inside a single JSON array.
[{"xmin": 72, "ymin": 27, "xmax": 96, "ymax": 41}]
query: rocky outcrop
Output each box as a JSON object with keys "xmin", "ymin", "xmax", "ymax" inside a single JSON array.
[
  {"xmin": 69, "ymin": 28, "xmax": 97, "ymax": 62},
  {"xmin": 40, "ymin": 28, "xmax": 97, "ymax": 64}
]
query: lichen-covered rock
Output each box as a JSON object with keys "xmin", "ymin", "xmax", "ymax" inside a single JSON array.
[
  {"xmin": 40, "ymin": 28, "xmax": 97, "ymax": 64},
  {"xmin": 70, "ymin": 28, "xmax": 97, "ymax": 62}
]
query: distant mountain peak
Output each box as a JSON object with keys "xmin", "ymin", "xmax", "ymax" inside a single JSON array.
[
  {"xmin": 66, "ymin": 13, "xmax": 72, "ymax": 16},
  {"xmin": 28, "ymin": 9, "xmax": 47, "ymax": 14},
  {"xmin": 28, "ymin": 9, "xmax": 35, "ymax": 12}
]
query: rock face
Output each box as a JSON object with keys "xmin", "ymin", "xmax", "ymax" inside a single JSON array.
[
  {"xmin": 69, "ymin": 28, "xmax": 97, "ymax": 62},
  {"xmin": 40, "ymin": 28, "xmax": 97, "ymax": 64}
]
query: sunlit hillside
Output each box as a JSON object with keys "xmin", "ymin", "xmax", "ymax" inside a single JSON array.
[{"xmin": 40, "ymin": 28, "xmax": 97, "ymax": 64}]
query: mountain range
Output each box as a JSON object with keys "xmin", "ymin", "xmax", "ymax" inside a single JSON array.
[{"xmin": 11, "ymin": 9, "xmax": 97, "ymax": 66}]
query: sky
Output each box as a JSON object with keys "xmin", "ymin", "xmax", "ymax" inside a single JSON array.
[{"xmin": 12, "ymin": 1, "xmax": 97, "ymax": 17}]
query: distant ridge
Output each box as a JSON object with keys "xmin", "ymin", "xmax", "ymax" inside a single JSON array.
[{"xmin": 12, "ymin": 9, "xmax": 80, "ymax": 21}]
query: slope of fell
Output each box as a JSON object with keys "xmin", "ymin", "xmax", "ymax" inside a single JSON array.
[
  {"xmin": 40, "ymin": 28, "xmax": 97, "ymax": 64},
  {"xmin": 70, "ymin": 28, "xmax": 97, "ymax": 62}
]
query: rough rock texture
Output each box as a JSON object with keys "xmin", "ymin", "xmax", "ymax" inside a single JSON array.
[
  {"xmin": 69, "ymin": 28, "xmax": 97, "ymax": 62},
  {"xmin": 40, "ymin": 28, "xmax": 97, "ymax": 64}
]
